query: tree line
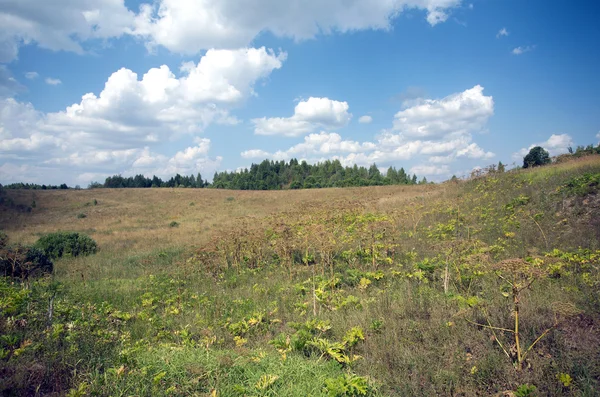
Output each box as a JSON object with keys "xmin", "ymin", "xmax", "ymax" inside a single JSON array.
[
  {"xmin": 212, "ymin": 159, "xmax": 425, "ymax": 189},
  {"xmin": 95, "ymin": 159, "xmax": 425, "ymax": 190}
]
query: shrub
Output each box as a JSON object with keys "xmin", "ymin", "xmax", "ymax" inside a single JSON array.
[
  {"xmin": 77, "ymin": 213, "xmax": 87, "ymax": 219},
  {"xmin": 0, "ymin": 244, "xmax": 53, "ymax": 278},
  {"xmin": 0, "ymin": 232, "xmax": 8, "ymax": 249},
  {"xmin": 34, "ymin": 232, "xmax": 97, "ymax": 259},
  {"xmin": 169, "ymin": 221, "xmax": 179, "ymax": 228}
]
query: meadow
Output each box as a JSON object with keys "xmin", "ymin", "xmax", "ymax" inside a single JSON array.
[{"xmin": 1, "ymin": 155, "xmax": 599, "ymax": 396}]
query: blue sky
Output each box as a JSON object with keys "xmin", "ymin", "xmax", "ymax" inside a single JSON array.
[{"xmin": 1, "ymin": 0, "xmax": 599, "ymax": 185}]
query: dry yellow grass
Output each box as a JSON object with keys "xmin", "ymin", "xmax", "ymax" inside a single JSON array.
[{"xmin": 0, "ymin": 184, "xmax": 438, "ymax": 254}]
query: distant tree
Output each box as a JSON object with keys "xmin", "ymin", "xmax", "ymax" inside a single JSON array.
[
  {"xmin": 497, "ymin": 161, "xmax": 505, "ymax": 173},
  {"xmin": 523, "ymin": 146, "xmax": 551, "ymax": 168}
]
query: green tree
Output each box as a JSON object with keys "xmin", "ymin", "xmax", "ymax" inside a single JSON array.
[{"xmin": 523, "ymin": 146, "xmax": 551, "ymax": 168}]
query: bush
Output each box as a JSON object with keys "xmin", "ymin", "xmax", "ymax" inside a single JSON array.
[
  {"xmin": 0, "ymin": 244, "xmax": 53, "ymax": 278},
  {"xmin": 77, "ymin": 213, "xmax": 87, "ymax": 219},
  {"xmin": 169, "ymin": 221, "xmax": 179, "ymax": 228},
  {"xmin": 34, "ymin": 232, "xmax": 97, "ymax": 259}
]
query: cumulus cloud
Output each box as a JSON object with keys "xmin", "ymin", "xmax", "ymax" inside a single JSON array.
[
  {"xmin": 410, "ymin": 164, "xmax": 450, "ymax": 176},
  {"xmin": 596, "ymin": 131, "xmax": 600, "ymax": 142},
  {"xmin": 45, "ymin": 78, "xmax": 62, "ymax": 85},
  {"xmin": 241, "ymin": 149, "xmax": 270, "ymax": 159},
  {"xmin": 243, "ymin": 85, "xmax": 495, "ymax": 174},
  {"xmin": 25, "ymin": 72, "xmax": 39, "ymax": 80},
  {"xmin": 512, "ymin": 133, "xmax": 574, "ymax": 161},
  {"xmin": 392, "ymin": 85, "xmax": 494, "ymax": 138},
  {"xmin": 0, "ymin": 0, "xmax": 135, "ymax": 62},
  {"xmin": 253, "ymin": 97, "xmax": 352, "ymax": 137},
  {"xmin": 0, "ymin": 47, "xmax": 284, "ymax": 184},
  {"xmin": 496, "ymin": 27, "xmax": 508, "ymax": 38},
  {"xmin": 1, "ymin": 0, "xmax": 464, "ymax": 61},
  {"xmin": 512, "ymin": 45, "xmax": 535, "ymax": 55},
  {"xmin": 358, "ymin": 115, "xmax": 373, "ymax": 124}
]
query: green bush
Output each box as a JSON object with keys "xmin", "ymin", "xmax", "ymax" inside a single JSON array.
[
  {"xmin": 169, "ymin": 221, "xmax": 179, "ymax": 228},
  {"xmin": 77, "ymin": 213, "xmax": 87, "ymax": 219},
  {"xmin": 34, "ymin": 232, "xmax": 97, "ymax": 259}
]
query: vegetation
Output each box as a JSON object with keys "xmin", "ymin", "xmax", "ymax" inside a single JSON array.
[
  {"xmin": 523, "ymin": 146, "xmax": 551, "ymax": 168},
  {"xmin": 212, "ymin": 159, "xmax": 422, "ymax": 189},
  {"xmin": 34, "ymin": 232, "xmax": 97, "ymax": 260},
  {"xmin": 0, "ymin": 233, "xmax": 53, "ymax": 279},
  {"xmin": 95, "ymin": 159, "xmax": 422, "ymax": 190},
  {"xmin": 0, "ymin": 155, "xmax": 599, "ymax": 395}
]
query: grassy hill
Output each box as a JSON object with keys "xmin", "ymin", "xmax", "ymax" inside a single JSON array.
[{"xmin": 1, "ymin": 155, "xmax": 599, "ymax": 396}]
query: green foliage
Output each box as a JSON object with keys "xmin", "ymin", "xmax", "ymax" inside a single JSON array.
[
  {"xmin": 169, "ymin": 221, "xmax": 179, "ymax": 228},
  {"xmin": 324, "ymin": 373, "xmax": 375, "ymax": 396},
  {"xmin": 2, "ymin": 155, "xmax": 600, "ymax": 395},
  {"xmin": 558, "ymin": 172, "xmax": 600, "ymax": 196},
  {"xmin": 515, "ymin": 384, "xmax": 538, "ymax": 397},
  {"xmin": 34, "ymin": 232, "xmax": 97, "ymax": 259},
  {"xmin": 523, "ymin": 146, "xmax": 551, "ymax": 168},
  {"xmin": 211, "ymin": 159, "xmax": 420, "ymax": 190},
  {"xmin": 76, "ymin": 212, "xmax": 87, "ymax": 219}
]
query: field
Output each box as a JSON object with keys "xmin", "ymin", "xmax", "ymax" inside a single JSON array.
[{"xmin": 1, "ymin": 156, "xmax": 600, "ymax": 396}]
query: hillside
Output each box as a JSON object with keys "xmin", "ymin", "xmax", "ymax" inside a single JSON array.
[{"xmin": 1, "ymin": 155, "xmax": 599, "ymax": 396}]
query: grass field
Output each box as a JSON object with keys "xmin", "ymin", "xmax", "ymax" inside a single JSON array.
[{"xmin": 1, "ymin": 155, "xmax": 599, "ymax": 396}]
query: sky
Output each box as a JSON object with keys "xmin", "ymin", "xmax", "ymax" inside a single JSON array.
[{"xmin": 1, "ymin": 0, "xmax": 599, "ymax": 186}]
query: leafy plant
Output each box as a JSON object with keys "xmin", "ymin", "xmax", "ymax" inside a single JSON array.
[
  {"xmin": 324, "ymin": 373, "xmax": 374, "ymax": 396},
  {"xmin": 35, "ymin": 232, "xmax": 97, "ymax": 259}
]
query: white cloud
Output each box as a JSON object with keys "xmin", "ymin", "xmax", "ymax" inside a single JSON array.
[
  {"xmin": 496, "ymin": 27, "xmax": 508, "ymax": 38},
  {"xmin": 456, "ymin": 143, "xmax": 495, "ymax": 159},
  {"xmin": 25, "ymin": 72, "xmax": 39, "ymax": 80},
  {"xmin": 512, "ymin": 133, "xmax": 574, "ymax": 161},
  {"xmin": 243, "ymin": 131, "xmax": 376, "ymax": 160},
  {"xmin": 392, "ymin": 85, "xmax": 494, "ymax": 138},
  {"xmin": 0, "ymin": 0, "xmax": 464, "ymax": 62},
  {"xmin": 241, "ymin": 149, "xmax": 270, "ymax": 159},
  {"xmin": 596, "ymin": 131, "xmax": 600, "ymax": 142},
  {"xmin": 358, "ymin": 115, "xmax": 373, "ymax": 124},
  {"xmin": 0, "ymin": 47, "xmax": 283, "ymax": 184},
  {"xmin": 410, "ymin": 164, "xmax": 450, "ymax": 176},
  {"xmin": 0, "ymin": 0, "xmax": 135, "ymax": 62},
  {"xmin": 45, "ymin": 78, "xmax": 62, "ymax": 85},
  {"xmin": 512, "ymin": 45, "xmax": 535, "ymax": 55},
  {"xmin": 243, "ymin": 85, "xmax": 495, "ymax": 174},
  {"xmin": 253, "ymin": 97, "xmax": 352, "ymax": 137}
]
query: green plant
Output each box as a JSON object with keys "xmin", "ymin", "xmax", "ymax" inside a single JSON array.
[
  {"xmin": 324, "ymin": 373, "xmax": 374, "ymax": 396},
  {"xmin": 169, "ymin": 221, "xmax": 179, "ymax": 228},
  {"xmin": 467, "ymin": 258, "xmax": 579, "ymax": 371},
  {"xmin": 523, "ymin": 146, "xmax": 550, "ymax": 169},
  {"xmin": 34, "ymin": 232, "xmax": 97, "ymax": 259},
  {"xmin": 77, "ymin": 213, "xmax": 87, "ymax": 219},
  {"xmin": 515, "ymin": 383, "xmax": 537, "ymax": 397}
]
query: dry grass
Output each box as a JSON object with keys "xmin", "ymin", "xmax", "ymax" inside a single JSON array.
[{"xmin": 0, "ymin": 184, "xmax": 437, "ymax": 253}]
